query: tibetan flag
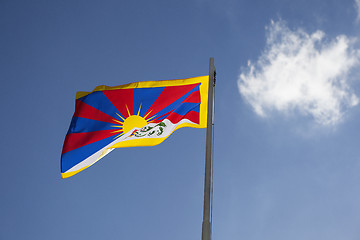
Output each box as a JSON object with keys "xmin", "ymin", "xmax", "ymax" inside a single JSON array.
[{"xmin": 61, "ymin": 76, "xmax": 209, "ymax": 178}]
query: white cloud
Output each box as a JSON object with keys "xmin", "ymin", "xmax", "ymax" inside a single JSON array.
[
  {"xmin": 238, "ymin": 20, "xmax": 360, "ymax": 126},
  {"xmin": 356, "ymin": 0, "xmax": 360, "ymax": 22}
]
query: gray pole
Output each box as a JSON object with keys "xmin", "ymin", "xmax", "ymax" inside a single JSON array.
[{"xmin": 202, "ymin": 58, "xmax": 215, "ymax": 240}]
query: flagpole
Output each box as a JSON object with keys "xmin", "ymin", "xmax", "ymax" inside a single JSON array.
[{"xmin": 202, "ymin": 57, "xmax": 215, "ymax": 240}]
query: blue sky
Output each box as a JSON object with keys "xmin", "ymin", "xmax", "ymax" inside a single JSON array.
[{"xmin": 1, "ymin": 0, "xmax": 360, "ymax": 239}]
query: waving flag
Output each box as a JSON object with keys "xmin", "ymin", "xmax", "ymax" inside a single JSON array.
[{"xmin": 61, "ymin": 76, "xmax": 209, "ymax": 178}]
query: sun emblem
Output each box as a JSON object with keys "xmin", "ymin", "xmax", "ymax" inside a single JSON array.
[{"xmin": 111, "ymin": 104, "xmax": 156, "ymax": 138}]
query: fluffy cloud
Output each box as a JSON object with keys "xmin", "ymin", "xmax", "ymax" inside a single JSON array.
[{"xmin": 238, "ymin": 20, "xmax": 360, "ymax": 126}]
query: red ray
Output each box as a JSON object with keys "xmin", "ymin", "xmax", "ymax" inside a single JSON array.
[
  {"xmin": 182, "ymin": 90, "xmax": 200, "ymax": 103},
  {"xmin": 150, "ymin": 111, "xmax": 172, "ymax": 122},
  {"xmin": 144, "ymin": 83, "xmax": 198, "ymax": 118},
  {"xmin": 62, "ymin": 129, "xmax": 119, "ymax": 154},
  {"xmin": 103, "ymin": 89, "xmax": 134, "ymax": 118},
  {"xmin": 149, "ymin": 89, "xmax": 201, "ymax": 123},
  {"xmin": 74, "ymin": 100, "xmax": 118, "ymax": 124},
  {"xmin": 166, "ymin": 111, "xmax": 200, "ymax": 124}
]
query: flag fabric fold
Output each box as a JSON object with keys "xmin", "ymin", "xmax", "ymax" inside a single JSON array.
[{"xmin": 61, "ymin": 76, "xmax": 209, "ymax": 178}]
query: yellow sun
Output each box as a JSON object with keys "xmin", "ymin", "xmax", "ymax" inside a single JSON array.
[
  {"xmin": 112, "ymin": 105, "xmax": 155, "ymax": 137},
  {"xmin": 122, "ymin": 115, "xmax": 148, "ymax": 134}
]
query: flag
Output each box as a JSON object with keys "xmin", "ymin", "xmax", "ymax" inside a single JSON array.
[{"xmin": 61, "ymin": 76, "xmax": 209, "ymax": 178}]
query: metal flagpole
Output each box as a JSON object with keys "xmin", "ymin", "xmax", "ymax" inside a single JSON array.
[{"xmin": 202, "ymin": 57, "xmax": 216, "ymax": 240}]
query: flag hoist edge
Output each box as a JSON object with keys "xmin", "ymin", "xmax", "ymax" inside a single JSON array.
[{"xmin": 61, "ymin": 76, "xmax": 209, "ymax": 178}]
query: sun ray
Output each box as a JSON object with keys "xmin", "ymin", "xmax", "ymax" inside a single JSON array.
[
  {"xmin": 113, "ymin": 119, "xmax": 124, "ymax": 125},
  {"xmin": 147, "ymin": 114, "xmax": 158, "ymax": 121},
  {"xmin": 144, "ymin": 110, "xmax": 153, "ymax": 120},
  {"xmin": 111, "ymin": 125, "xmax": 124, "ymax": 129},
  {"xmin": 116, "ymin": 113, "xmax": 126, "ymax": 121},
  {"xmin": 126, "ymin": 105, "xmax": 131, "ymax": 117},
  {"xmin": 111, "ymin": 129, "xmax": 124, "ymax": 134},
  {"xmin": 114, "ymin": 133, "xmax": 124, "ymax": 139},
  {"xmin": 137, "ymin": 103, "xmax": 142, "ymax": 116}
]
